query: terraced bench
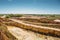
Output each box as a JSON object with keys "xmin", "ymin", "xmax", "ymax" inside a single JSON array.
[{"xmin": 7, "ymin": 19, "xmax": 60, "ymax": 37}]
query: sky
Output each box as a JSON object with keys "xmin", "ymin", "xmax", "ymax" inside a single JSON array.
[{"xmin": 0, "ymin": 0, "xmax": 60, "ymax": 14}]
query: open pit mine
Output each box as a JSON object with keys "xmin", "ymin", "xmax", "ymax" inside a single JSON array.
[{"xmin": 0, "ymin": 16, "xmax": 60, "ymax": 40}]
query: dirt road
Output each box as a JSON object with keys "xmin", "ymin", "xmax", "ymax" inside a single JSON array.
[
  {"xmin": 7, "ymin": 26, "xmax": 60, "ymax": 40},
  {"xmin": 7, "ymin": 26, "xmax": 43, "ymax": 40}
]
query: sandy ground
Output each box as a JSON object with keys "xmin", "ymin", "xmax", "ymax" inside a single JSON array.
[{"xmin": 7, "ymin": 26, "xmax": 60, "ymax": 40}]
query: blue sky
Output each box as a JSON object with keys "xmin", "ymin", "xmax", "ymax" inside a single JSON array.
[{"xmin": 0, "ymin": 0, "xmax": 60, "ymax": 14}]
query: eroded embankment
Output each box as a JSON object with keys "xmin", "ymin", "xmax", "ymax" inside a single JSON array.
[
  {"xmin": 0, "ymin": 31, "xmax": 10, "ymax": 40},
  {"xmin": 0, "ymin": 23, "xmax": 17, "ymax": 40},
  {"xmin": 7, "ymin": 19, "xmax": 60, "ymax": 37}
]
